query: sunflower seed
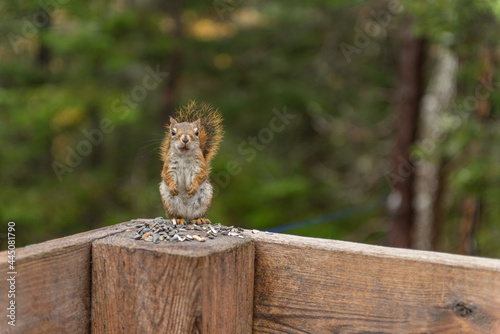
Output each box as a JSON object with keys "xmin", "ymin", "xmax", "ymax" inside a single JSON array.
[
  {"xmin": 130, "ymin": 219, "xmax": 251, "ymax": 243},
  {"xmin": 153, "ymin": 233, "xmax": 160, "ymax": 243},
  {"xmin": 193, "ymin": 235, "xmax": 206, "ymax": 242}
]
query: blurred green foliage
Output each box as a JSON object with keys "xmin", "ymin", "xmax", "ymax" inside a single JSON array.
[{"xmin": 1, "ymin": 0, "xmax": 499, "ymax": 257}]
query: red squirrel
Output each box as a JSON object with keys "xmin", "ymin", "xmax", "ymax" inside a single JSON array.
[{"xmin": 159, "ymin": 101, "xmax": 223, "ymax": 224}]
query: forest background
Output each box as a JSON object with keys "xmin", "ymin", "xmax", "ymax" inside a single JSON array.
[{"xmin": 1, "ymin": 0, "xmax": 500, "ymax": 257}]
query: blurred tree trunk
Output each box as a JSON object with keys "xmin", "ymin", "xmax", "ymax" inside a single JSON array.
[
  {"xmin": 387, "ymin": 19, "xmax": 426, "ymax": 248},
  {"xmin": 38, "ymin": 14, "xmax": 52, "ymax": 175},
  {"xmin": 162, "ymin": 0, "xmax": 183, "ymax": 125},
  {"xmin": 429, "ymin": 162, "xmax": 448, "ymax": 250},
  {"xmin": 37, "ymin": 15, "xmax": 51, "ymax": 69},
  {"xmin": 458, "ymin": 47, "xmax": 496, "ymax": 255},
  {"xmin": 458, "ymin": 196, "xmax": 479, "ymax": 255},
  {"xmin": 413, "ymin": 45, "xmax": 457, "ymax": 250}
]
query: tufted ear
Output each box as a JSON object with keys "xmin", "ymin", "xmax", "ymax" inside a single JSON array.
[
  {"xmin": 170, "ymin": 117, "xmax": 178, "ymax": 126},
  {"xmin": 194, "ymin": 119, "xmax": 201, "ymax": 127}
]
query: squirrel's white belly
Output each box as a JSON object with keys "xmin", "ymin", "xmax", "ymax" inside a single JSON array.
[
  {"xmin": 159, "ymin": 154, "xmax": 213, "ymax": 220},
  {"xmin": 160, "ymin": 180, "xmax": 212, "ymax": 220},
  {"xmin": 174, "ymin": 155, "xmax": 198, "ymax": 192}
]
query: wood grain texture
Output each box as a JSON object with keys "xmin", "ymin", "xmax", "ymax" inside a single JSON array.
[
  {"xmin": 245, "ymin": 231, "xmax": 500, "ymax": 334},
  {"xmin": 0, "ymin": 222, "xmax": 131, "ymax": 334},
  {"xmin": 91, "ymin": 231, "xmax": 254, "ymax": 333}
]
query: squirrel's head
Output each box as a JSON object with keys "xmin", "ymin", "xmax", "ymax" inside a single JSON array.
[{"xmin": 169, "ymin": 117, "xmax": 201, "ymax": 153}]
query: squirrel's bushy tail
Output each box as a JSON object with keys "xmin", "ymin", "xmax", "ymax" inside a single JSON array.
[{"xmin": 174, "ymin": 100, "xmax": 224, "ymax": 163}]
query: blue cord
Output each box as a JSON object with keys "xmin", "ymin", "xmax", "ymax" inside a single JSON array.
[{"xmin": 266, "ymin": 198, "xmax": 384, "ymax": 233}]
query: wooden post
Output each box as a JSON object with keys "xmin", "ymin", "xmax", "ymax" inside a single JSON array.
[
  {"xmin": 91, "ymin": 231, "xmax": 254, "ymax": 333},
  {"xmin": 0, "ymin": 222, "xmax": 131, "ymax": 334},
  {"xmin": 3, "ymin": 222, "xmax": 500, "ymax": 333},
  {"xmin": 249, "ymin": 232, "xmax": 500, "ymax": 333}
]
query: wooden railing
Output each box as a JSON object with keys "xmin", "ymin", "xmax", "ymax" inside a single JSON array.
[{"xmin": 1, "ymin": 220, "xmax": 500, "ymax": 333}]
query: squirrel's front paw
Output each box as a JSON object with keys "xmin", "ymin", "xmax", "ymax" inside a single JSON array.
[
  {"xmin": 169, "ymin": 184, "xmax": 179, "ymax": 196},
  {"xmin": 187, "ymin": 184, "xmax": 199, "ymax": 196}
]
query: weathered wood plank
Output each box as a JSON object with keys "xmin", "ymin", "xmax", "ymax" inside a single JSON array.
[
  {"xmin": 91, "ymin": 231, "xmax": 254, "ymax": 333},
  {"xmin": 247, "ymin": 232, "xmax": 500, "ymax": 334},
  {"xmin": 0, "ymin": 222, "xmax": 132, "ymax": 334}
]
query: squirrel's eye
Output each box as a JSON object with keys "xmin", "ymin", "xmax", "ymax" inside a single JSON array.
[
  {"xmin": 195, "ymin": 129, "xmax": 199, "ymax": 136},
  {"xmin": 171, "ymin": 129, "xmax": 176, "ymax": 136}
]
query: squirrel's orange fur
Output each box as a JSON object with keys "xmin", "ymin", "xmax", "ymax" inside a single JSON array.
[{"xmin": 160, "ymin": 100, "xmax": 223, "ymax": 166}]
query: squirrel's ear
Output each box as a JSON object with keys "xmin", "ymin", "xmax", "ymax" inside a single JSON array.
[
  {"xmin": 194, "ymin": 119, "xmax": 201, "ymax": 127},
  {"xmin": 169, "ymin": 117, "xmax": 178, "ymax": 126}
]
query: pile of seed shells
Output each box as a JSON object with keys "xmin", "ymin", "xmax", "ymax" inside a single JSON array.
[{"xmin": 127, "ymin": 217, "xmax": 249, "ymax": 243}]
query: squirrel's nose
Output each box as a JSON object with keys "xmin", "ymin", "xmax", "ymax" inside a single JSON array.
[{"xmin": 182, "ymin": 136, "xmax": 189, "ymax": 144}]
